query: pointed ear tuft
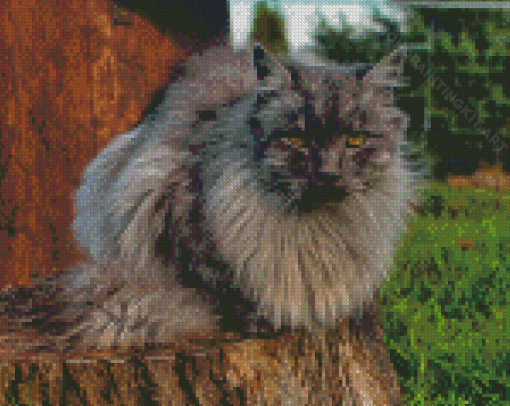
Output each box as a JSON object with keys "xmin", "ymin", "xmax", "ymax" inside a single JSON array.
[
  {"xmin": 364, "ymin": 46, "xmax": 406, "ymax": 87},
  {"xmin": 253, "ymin": 43, "xmax": 271, "ymax": 81}
]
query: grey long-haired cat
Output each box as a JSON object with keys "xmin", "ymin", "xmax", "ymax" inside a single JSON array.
[{"xmin": 1, "ymin": 44, "xmax": 423, "ymax": 351}]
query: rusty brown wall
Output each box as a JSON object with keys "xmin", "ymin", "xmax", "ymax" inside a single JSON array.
[{"xmin": 0, "ymin": 0, "xmax": 185, "ymax": 287}]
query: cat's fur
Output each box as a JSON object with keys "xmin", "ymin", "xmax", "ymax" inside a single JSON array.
[{"xmin": 1, "ymin": 44, "xmax": 423, "ymax": 351}]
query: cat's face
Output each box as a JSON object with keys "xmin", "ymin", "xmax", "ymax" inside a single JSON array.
[
  {"xmin": 251, "ymin": 89, "xmax": 398, "ymax": 214},
  {"xmin": 198, "ymin": 46, "xmax": 406, "ymax": 217}
]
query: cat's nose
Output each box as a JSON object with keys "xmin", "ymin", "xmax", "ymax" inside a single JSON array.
[
  {"xmin": 320, "ymin": 160, "xmax": 341, "ymax": 176},
  {"xmin": 314, "ymin": 173, "xmax": 342, "ymax": 187}
]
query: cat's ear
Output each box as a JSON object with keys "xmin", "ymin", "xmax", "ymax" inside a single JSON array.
[
  {"xmin": 253, "ymin": 43, "xmax": 277, "ymax": 81},
  {"xmin": 252, "ymin": 43, "xmax": 294, "ymax": 91},
  {"xmin": 364, "ymin": 46, "xmax": 406, "ymax": 87}
]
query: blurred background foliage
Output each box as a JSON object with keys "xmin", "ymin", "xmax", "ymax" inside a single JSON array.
[{"xmin": 401, "ymin": 6, "xmax": 510, "ymax": 180}]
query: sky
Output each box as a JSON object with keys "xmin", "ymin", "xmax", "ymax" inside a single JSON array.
[{"xmin": 231, "ymin": 0, "xmax": 407, "ymax": 50}]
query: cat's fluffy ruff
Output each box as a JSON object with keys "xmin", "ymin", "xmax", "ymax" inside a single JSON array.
[{"xmin": 1, "ymin": 45, "xmax": 422, "ymax": 349}]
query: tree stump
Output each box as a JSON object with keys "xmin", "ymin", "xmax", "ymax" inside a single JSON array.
[{"xmin": 0, "ymin": 309, "xmax": 401, "ymax": 405}]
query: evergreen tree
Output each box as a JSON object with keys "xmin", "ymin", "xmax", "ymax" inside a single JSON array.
[{"xmin": 313, "ymin": 6, "xmax": 401, "ymax": 64}]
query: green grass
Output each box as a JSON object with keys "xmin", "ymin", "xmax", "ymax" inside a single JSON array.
[{"xmin": 381, "ymin": 181, "xmax": 509, "ymax": 405}]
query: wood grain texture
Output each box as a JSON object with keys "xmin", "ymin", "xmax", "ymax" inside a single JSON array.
[{"xmin": 0, "ymin": 306, "xmax": 401, "ymax": 405}]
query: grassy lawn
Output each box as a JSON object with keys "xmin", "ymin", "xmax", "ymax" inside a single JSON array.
[{"xmin": 381, "ymin": 181, "xmax": 509, "ymax": 405}]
